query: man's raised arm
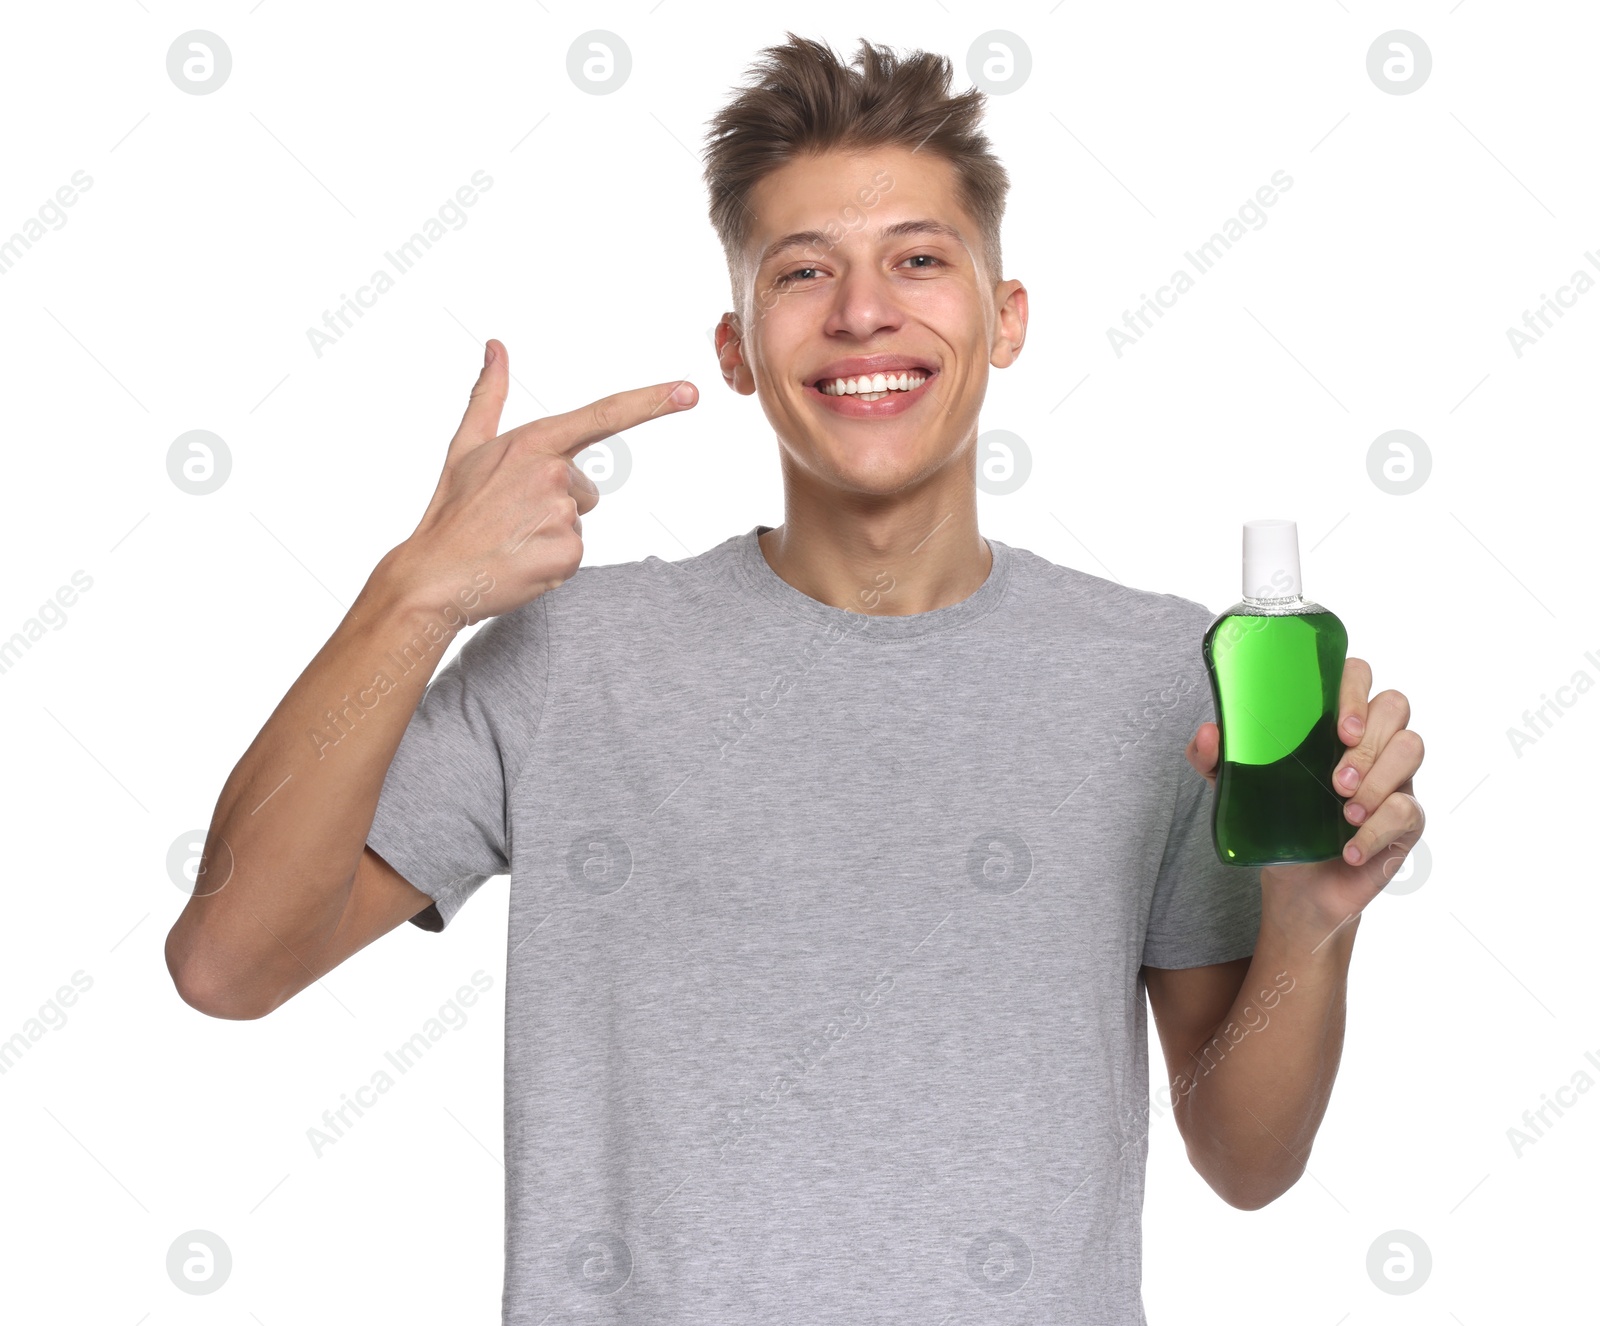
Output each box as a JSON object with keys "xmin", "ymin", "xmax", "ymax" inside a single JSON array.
[{"xmin": 163, "ymin": 341, "xmax": 697, "ymax": 1019}]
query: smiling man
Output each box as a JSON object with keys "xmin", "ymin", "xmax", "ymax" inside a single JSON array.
[{"xmin": 165, "ymin": 32, "xmax": 1426, "ymax": 1325}]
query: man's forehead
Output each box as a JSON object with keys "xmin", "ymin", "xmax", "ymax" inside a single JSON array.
[{"xmin": 745, "ymin": 149, "xmax": 973, "ymax": 263}]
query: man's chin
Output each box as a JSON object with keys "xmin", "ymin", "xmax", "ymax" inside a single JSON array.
[{"xmin": 791, "ymin": 428, "xmax": 952, "ymax": 495}]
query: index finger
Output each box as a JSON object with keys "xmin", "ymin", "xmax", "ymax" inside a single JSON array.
[
  {"xmin": 1338, "ymin": 656, "xmax": 1373, "ymax": 747},
  {"xmin": 509, "ymin": 379, "xmax": 698, "ymax": 459}
]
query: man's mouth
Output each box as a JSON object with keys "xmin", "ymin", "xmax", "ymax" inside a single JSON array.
[{"xmin": 815, "ymin": 371, "xmax": 930, "ymax": 401}]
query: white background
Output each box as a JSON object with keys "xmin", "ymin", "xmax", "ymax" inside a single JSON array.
[{"xmin": 1, "ymin": 1, "xmax": 1594, "ymax": 1321}]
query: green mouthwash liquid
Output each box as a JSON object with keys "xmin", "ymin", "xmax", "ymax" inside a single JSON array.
[{"xmin": 1201, "ymin": 520, "xmax": 1356, "ymax": 867}]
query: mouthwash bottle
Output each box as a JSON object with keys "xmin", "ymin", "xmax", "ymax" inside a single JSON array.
[{"xmin": 1201, "ymin": 519, "xmax": 1355, "ymax": 867}]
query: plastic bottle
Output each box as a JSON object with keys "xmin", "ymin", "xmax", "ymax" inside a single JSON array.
[{"xmin": 1201, "ymin": 519, "xmax": 1356, "ymax": 866}]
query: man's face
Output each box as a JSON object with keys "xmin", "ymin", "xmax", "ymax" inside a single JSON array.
[{"xmin": 716, "ymin": 145, "xmax": 1025, "ymax": 497}]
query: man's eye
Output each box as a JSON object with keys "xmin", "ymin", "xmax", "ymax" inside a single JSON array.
[
  {"xmin": 902, "ymin": 254, "xmax": 943, "ymax": 270},
  {"xmin": 774, "ymin": 267, "xmax": 821, "ymax": 286}
]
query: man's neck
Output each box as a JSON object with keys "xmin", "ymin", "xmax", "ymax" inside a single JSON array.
[{"xmin": 756, "ymin": 496, "xmax": 991, "ymax": 617}]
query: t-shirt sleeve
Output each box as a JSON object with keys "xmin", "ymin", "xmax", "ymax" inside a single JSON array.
[
  {"xmin": 1141, "ymin": 638, "xmax": 1262, "ymax": 970},
  {"xmin": 365, "ymin": 595, "xmax": 549, "ymax": 932}
]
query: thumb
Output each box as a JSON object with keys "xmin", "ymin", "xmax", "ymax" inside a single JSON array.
[
  {"xmin": 449, "ymin": 339, "xmax": 509, "ymax": 456},
  {"xmin": 1186, "ymin": 721, "xmax": 1220, "ymax": 785}
]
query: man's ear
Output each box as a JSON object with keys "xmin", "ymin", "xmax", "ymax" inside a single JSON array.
[
  {"xmin": 989, "ymin": 279, "xmax": 1028, "ymax": 370},
  {"xmin": 714, "ymin": 312, "xmax": 757, "ymax": 395}
]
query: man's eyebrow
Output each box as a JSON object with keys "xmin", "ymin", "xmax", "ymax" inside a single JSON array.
[{"xmin": 757, "ymin": 218, "xmax": 966, "ymax": 264}]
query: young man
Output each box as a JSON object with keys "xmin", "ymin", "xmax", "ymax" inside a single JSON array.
[{"xmin": 166, "ymin": 34, "xmax": 1426, "ymax": 1323}]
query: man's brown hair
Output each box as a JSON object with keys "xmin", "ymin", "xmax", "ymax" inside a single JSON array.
[{"xmin": 702, "ymin": 33, "xmax": 1010, "ymax": 294}]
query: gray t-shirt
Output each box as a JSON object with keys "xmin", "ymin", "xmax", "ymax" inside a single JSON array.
[{"xmin": 366, "ymin": 523, "xmax": 1259, "ymax": 1324}]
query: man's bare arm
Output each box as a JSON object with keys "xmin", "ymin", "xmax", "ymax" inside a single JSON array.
[
  {"xmin": 1146, "ymin": 917, "xmax": 1357, "ymax": 1210},
  {"xmin": 1164, "ymin": 656, "xmax": 1424, "ymax": 1207},
  {"xmin": 163, "ymin": 341, "xmax": 698, "ymax": 1019},
  {"xmin": 163, "ymin": 564, "xmax": 464, "ymax": 1020}
]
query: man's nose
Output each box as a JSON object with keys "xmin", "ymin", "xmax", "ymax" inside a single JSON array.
[{"xmin": 823, "ymin": 264, "xmax": 903, "ymax": 340}]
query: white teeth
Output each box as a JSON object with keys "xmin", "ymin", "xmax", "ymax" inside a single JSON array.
[{"xmin": 819, "ymin": 371, "xmax": 928, "ymax": 396}]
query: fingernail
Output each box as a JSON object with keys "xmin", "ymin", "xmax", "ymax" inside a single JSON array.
[
  {"xmin": 1346, "ymin": 802, "xmax": 1366, "ymax": 824},
  {"xmin": 1344, "ymin": 715, "xmax": 1364, "ymax": 737},
  {"xmin": 671, "ymin": 382, "xmax": 695, "ymax": 406},
  {"xmin": 1344, "ymin": 842, "xmax": 1363, "ymax": 864},
  {"xmin": 1339, "ymin": 766, "xmax": 1360, "ymax": 790},
  {"xmin": 484, "ymin": 341, "xmax": 495, "ymax": 367}
]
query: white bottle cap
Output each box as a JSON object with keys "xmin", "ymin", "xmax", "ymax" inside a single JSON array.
[{"xmin": 1242, "ymin": 519, "xmax": 1301, "ymax": 600}]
